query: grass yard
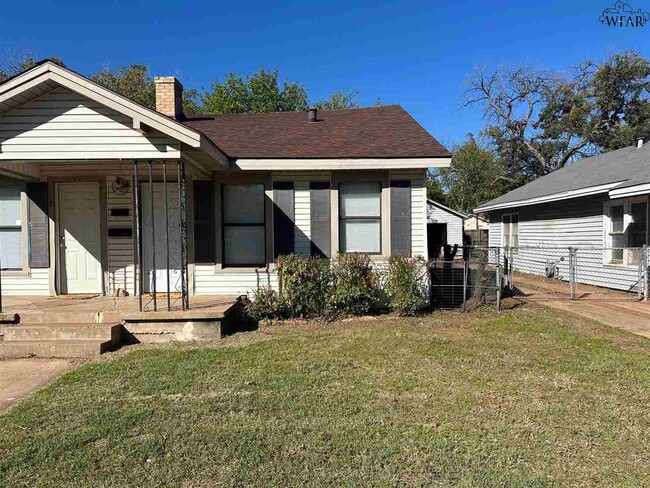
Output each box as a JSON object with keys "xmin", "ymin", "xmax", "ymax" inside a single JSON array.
[{"xmin": 1, "ymin": 305, "xmax": 649, "ymax": 487}]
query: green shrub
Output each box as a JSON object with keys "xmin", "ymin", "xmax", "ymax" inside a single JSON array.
[
  {"xmin": 385, "ymin": 255, "xmax": 427, "ymax": 316},
  {"xmin": 276, "ymin": 254, "xmax": 333, "ymax": 318},
  {"xmin": 245, "ymin": 286, "xmax": 280, "ymax": 321},
  {"xmin": 331, "ymin": 253, "xmax": 378, "ymax": 316}
]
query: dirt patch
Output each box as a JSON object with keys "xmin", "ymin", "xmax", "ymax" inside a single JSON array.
[{"xmin": 0, "ymin": 358, "xmax": 77, "ymax": 411}]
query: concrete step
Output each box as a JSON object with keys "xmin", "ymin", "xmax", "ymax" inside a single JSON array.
[
  {"xmin": 17, "ymin": 311, "xmax": 102, "ymax": 324},
  {"xmin": 3, "ymin": 323, "xmax": 120, "ymax": 345},
  {"xmin": 0, "ymin": 339, "xmax": 113, "ymax": 359}
]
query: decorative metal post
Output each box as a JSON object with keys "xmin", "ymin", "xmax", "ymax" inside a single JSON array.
[
  {"xmin": 178, "ymin": 161, "xmax": 189, "ymax": 310},
  {"xmin": 133, "ymin": 161, "xmax": 143, "ymax": 312},
  {"xmin": 148, "ymin": 160, "xmax": 157, "ymax": 311},
  {"xmin": 163, "ymin": 161, "xmax": 171, "ymax": 311},
  {"xmin": 641, "ymin": 244, "xmax": 650, "ymax": 302}
]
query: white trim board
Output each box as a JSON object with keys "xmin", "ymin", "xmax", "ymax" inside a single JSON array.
[
  {"xmin": 475, "ymin": 182, "xmax": 625, "ymax": 212},
  {"xmin": 232, "ymin": 157, "xmax": 451, "ymax": 171}
]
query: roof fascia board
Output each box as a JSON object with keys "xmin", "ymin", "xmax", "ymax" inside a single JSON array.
[
  {"xmin": 608, "ymin": 183, "xmax": 650, "ymax": 198},
  {"xmin": 427, "ymin": 199, "xmax": 467, "ymax": 219},
  {"xmin": 474, "ymin": 181, "xmax": 624, "ymax": 213},
  {"xmin": 232, "ymin": 157, "xmax": 451, "ymax": 170},
  {"xmin": 0, "ymin": 64, "xmax": 50, "ymax": 94}
]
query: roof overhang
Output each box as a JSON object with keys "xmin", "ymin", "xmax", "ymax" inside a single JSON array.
[
  {"xmin": 427, "ymin": 199, "xmax": 467, "ymax": 219},
  {"xmin": 0, "ymin": 61, "xmax": 229, "ymax": 169},
  {"xmin": 231, "ymin": 157, "xmax": 451, "ymax": 171},
  {"xmin": 474, "ymin": 181, "xmax": 625, "ymax": 213}
]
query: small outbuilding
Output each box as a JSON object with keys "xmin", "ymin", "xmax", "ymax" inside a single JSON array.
[{"xmin": 427, "ymin": 199, "xmax": 466, "ymax": 258}]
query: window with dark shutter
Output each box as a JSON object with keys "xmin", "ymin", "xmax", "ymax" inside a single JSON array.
[
  {"xmin": 390, "ymin": 180, "xmax": 411, "ymax": 256},
  {"xmin": 310, "ymin": 182, "xmax": 331, "ymax": 258},
  {"xmin": 193, "ymin": 180, "xmax": 216, "ymax": 264},
  {"xmin": 26, "ymin": 182, "xmax": 50, "ymax": 269},
  {"xmin": 273, "ymin": 182, "xmax": 294, "ymax": 258}
]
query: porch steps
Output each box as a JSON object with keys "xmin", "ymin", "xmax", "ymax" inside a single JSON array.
[
  {"xmin": 0, "ymin": 339, "xmax": 113, "ymax": 359},
  {"xmin": 0, "ymin": 322, "xmax": 120, "ymax": 359}
]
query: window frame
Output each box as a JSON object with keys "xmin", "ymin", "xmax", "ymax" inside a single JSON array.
[
  {"xmin": 338, "ymin": 181, "xmax": 382, "ymax": 255},
  {"xmin": 501, "ymin": 212, "xmax": 519, "ymax": 254},
  {"xmin": 221, "ymin": 183, "xmax": 267, "ymax": 268},
  {"xmin": 603, "ymin": 197, "xmax": 649, "ymax": 267},
  {"xmin": 0, "ymin": 185, "xmax": 27, "ymax": 272}
]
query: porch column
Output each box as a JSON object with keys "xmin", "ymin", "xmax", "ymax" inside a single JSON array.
[
  {"xmin": 178, "ymin": 160, "xmax": 189, "ymax": 310},
  {"xmin": 133, "ymin": 161, "xmax": 143, "ymax": 312}
]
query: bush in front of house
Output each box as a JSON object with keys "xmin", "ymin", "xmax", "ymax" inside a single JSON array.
[
  {"xmin": 276, "ymin": 254, "xmax": 333, "ymax": 318},
  {"xmin": 245, "ymin": 286, "xmax": 280, "ymax": 321},
  {"xmin": 384, "ymin": 255, "xmax": 428, "ymax": 316},
  {"xmin": 330, "ymin": 253, "xmax": 379, "ymax": 317}
]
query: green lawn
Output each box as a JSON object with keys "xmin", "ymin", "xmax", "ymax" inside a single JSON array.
[{"xmin": 1, "ymin": 305, "xmax": 649, "ymax": 487}]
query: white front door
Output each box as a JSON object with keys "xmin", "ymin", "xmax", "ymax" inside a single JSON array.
[
  {"xmin": 58, "ymin": 182, "xmax": 102, "ymax": 294},
  {"xmin": 141, "ymin": 183, "xmax": 181, "ymax": 293}
]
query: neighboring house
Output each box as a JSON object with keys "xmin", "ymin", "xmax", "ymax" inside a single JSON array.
[
  {"xmin": 474, "ymin": 140, "xmax": 650, "ymax": 290},
  {"xmin": 0, "ymin": 60, "xmax": 451, "ymax": 299},
  {"xmin": 464, "ymin": 214, "xmax": 488, "ymax": 246},
  {"xmin": 426, "ymin": 200, "xmax": 465, "ymax": 258}
]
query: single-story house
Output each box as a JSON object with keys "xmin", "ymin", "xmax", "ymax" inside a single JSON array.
[
  {"xmin": 0, "ymin": 60, "xmax": 451, "ymax": 303},
  {"xmin": 474, "ymin": 139, "xmax": 650, "ymax": 291},
  {"xmin": 426, "ymin": 199, "xmax": 465, "ymax": 257}
]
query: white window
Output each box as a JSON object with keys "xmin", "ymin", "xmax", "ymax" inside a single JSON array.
[
  {"xmin": 501, "ymin": 213, "xmax": 519, "ymax": 253},
  {"xmin": 0, "ymin": 186, "xmax": 23, "ymax": 270},
  {"xmin": 339, "ymin": 182, "xmax": 381, "ymax": 253},
  {"xmin": 604, "ymin": 198, "xmax": 648, "ymax": 266},
  {"xmin": 222, "ymin": 184, "xmax": 266, "ymax": 267}
]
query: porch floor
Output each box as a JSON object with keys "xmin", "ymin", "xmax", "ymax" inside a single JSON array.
[{"xmin": 1, "ymin": 295, "xmax": 241, "ymax": 317}]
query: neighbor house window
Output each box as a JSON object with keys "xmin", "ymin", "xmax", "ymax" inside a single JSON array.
[
  {"xmin": 222, "ymin": 184, "xmax": 265, "ymax": 267},
  {"xmin": 502, "ymin": 213, "xmax": 519, "ymax": 253},
  {"xmin": 339, "ymin": 182, "xmax": 381, "ymax": 253},
  {"xmin": 0, "ymin": 186, "xmax": 23, "ymax": 269},
  {"xmin": 605, "ymin": 199, "xmax": 648, "ymax": 266}
]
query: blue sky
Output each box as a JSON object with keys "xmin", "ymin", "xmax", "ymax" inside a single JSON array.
[{"xmin": 1, "ymin": 0, "xmax": 649, "ymax": 148}]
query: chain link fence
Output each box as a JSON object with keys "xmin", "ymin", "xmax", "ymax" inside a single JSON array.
[{"xmin": 429, "ymin": 245, "xmax": 650, "ymax": 311}]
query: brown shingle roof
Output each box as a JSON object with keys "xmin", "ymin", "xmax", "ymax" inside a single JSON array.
[{"xmin": 182, "ymin": 105, "xmax": 450, "ymax": 159}]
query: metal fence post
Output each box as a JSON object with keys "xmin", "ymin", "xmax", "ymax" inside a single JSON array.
[
  {"xmin": 462, "ymin": 260, "xmax": 468, "ymax": 311},
  {"xmin": 496, "ymin": 264, "xmax": 502, "ymax": 312},
  {"xmin": 568, "ymin": 247, "xmax": 576, "ymax": 300}
]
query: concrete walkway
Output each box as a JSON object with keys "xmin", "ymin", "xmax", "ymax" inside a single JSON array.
[
  {"xmin": 0, "ymin": 359, "xmax": 74, "ymax": 410},
  {"xmin": 512, "ymin": 273, "xmax": 650, "ymax": 339}
]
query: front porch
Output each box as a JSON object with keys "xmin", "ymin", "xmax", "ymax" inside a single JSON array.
[{"xmin": 0, "ymin": 294, "xmax": 245, "ymax": 359}]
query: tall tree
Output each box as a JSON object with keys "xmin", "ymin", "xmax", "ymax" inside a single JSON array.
[
  {"xmin": 0, "ymin": 54, "xmax": 64, "ymax": 82},
  {"xmin": 315, "ymin": 90, "xmax": 360, "ymax": 110},
  {"xmin": 466, "ymin": 51, "xmax": 650, "ymax": 183},
  {"xmin": 202, "ymin": 68, "xmax": 308, "ymax": 114},
  {"xmin": 436, "ymin": 135, "xmax": 511, "ymax": 213},
  {"xmin": 91, "ymin": 64, "xmax": 202, "ymax": 116}
]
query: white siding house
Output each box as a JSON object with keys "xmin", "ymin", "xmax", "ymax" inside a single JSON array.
[
  {"xmin": 0, "ymin": 61, "xmax": 452, "ymax": 300},
  {"xmin": 477, "ymin": 143, "xmax": 650, "ymax": 292},
  {"xmin": 426, "ymin": 200, "xmax": 465, "ymax": 258}
]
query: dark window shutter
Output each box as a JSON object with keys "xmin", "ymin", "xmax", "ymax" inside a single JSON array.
[
  {"xmin": 390, "ymin": 180, "xmax": 411, "ymax": 256},
  {"xmin": 273, "ymin": 182, "xmax": 294, "ymax": 258},
  {"xmin": 310, "ymin": 182, "xmax": 331, "ymax": 258},
  {"xmin": 193, "ymin": 180, "xmax": 216, "ymax": 264},
  {"xmin": 26, "ymin": 182, "xmax": 50, "ymax": 269}
]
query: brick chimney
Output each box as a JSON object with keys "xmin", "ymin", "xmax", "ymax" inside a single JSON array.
[{"xmin": 154, "ymin": 76, "xmax": 183, "ymax": 119}]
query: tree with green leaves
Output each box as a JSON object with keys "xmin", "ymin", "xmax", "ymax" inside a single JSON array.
[
  {"xmin": 201, "ymin": 68, "xmax": 308, "ymax": 114},
  {"xmin": 434, "ymin": 135, "xmax": 511, "ymax": 214},
  {"xmin": 315, "ymin": 90, "xmax": 360, "ymax": 110},
  {"xmin": 91, "ymin": 64, "xmax": 202, "ymax": 116}
]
